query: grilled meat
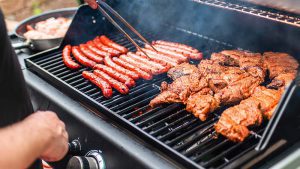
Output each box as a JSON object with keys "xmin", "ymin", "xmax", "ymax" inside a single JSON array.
[
  {"xmin": 211, "ymin": 50, "xmax": 266, "ymax": 80},
  {"xmin": 149, "ymin": 73, "xmax": 208, "ymax": 107},
  {"xmin": 215, "ymin": 86, "xmax": 283, "ymax": 142},
  {"xmin": 168, "ymin": 63, "xmax": 199, "ymax": 80},
  {"xmin": 263, "ymin": 52, "xmax": 299, "ymax": 88}
]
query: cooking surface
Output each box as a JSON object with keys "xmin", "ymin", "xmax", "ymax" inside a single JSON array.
[{"xmin": 26, "ymin": 27, "xmax": 267, "ymax": 168}]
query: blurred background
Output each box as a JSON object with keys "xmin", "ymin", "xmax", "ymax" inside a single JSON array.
[{"xmin": 0, "ymin": 0, "xmax": 81, "ymax": 32}]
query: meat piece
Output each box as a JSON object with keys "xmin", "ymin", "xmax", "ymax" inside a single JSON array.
[
  {"xmin": 168, "ymin": 63, "xmax": 199, "ymax": 80},
  {"xmin": 72, "ymin": 46, "xmax": 97, "ymax": 68},
  {"xmin": 153, "ymin": 44, "xmax": 203, "ymax": 60},
  {"xmin": 263, "ymin": 52, "xmax": 298, "ymax": 88},
  {"xmin": 214, "ymin": 75, "xmax": 261, "ymax": 105},
  {"xmin": 211, "ymin": 50, "xmax": 266, "ymax": 80},
  {"xmin": 62, "ymin": 45, "xmax": 81, "ymax": 69},
  {"xmin": 150, "ymin": 73, "xmax": 208, "ymax": 107},
  {"xmin": 137, "ymin": 48, "xmax": 179, "ymax": 67},
  {"xmin": 119, "ymin": 54, "xmax": 156, "ymax": 74},
  {"xmin": 104, "ymin": 55, "xmax": 139, "ymax": 80},
  {"xmin": 112, "ymin": 57, "xmax": 153, "ymax": 80},
  {"xmin": 145, "ymin": 44, "xmax": 188, "ymax": 62},
  {"xmin": 79, "ymin": 44, "xmax": 103, "ymax": 63},
  {"xmin": 93, "ymin": 37, "xmax": 121, "ymax": 56},
  {"xmin": 99, "ymin": 35, "xmax": 128, "ymax": 54},
  {"xmin": 82, "ymin": 71, "xmax": 112, "ymax": 98},
  {"xmin": 215, "ymin": 86, "xmax": 282, "ymax": 142},
  {"xmin": 93, "ymin": 70, "xmax": 129, "ymax": 95},
  {"xmin": 86, "ymin": 41, "xmax": 111, "ymax": 57},
  {"xmin": 186, "ymin": 92, "xmax": 219, "ymax": 121},
  {"xmin": 127, "ymin": 52, "xmax": 168, "ymax": 74},
  {"xmin": 94, "ymin": 64, "xmax": 135, "ymax": 88},
  {"xmin": 152, "ymin": 40, "xmax": 199, "ymax": 53}
]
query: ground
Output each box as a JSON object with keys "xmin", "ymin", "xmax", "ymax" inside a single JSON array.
[{"xmin": 0, "ymin": 0, "xmax": 79, "ymax": 32}]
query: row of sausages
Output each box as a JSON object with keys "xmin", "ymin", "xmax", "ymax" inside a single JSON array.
[{"xmin": 62, "ymin": 36, "xmax": 203, "ymax": 98}]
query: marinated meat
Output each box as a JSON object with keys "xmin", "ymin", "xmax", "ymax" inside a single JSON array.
[
  {"xmin": 149, "ymin": 73, "xmax": 208, "ymax": 107},
  {"xmin": 211, "ymin": 50, "xmax": 266, "ymax": 80},
  {"xmin": 263, "ymin": 52, "xmax": 298, "ymax": 88},
  {"xmin": 186, "ymin": 91, "xmax": 219, "ymax": 121},
  {"xmin": 168, "ymin": 63, "xmax": 199, "ymax": 80},
  {"xmin": 215, "ymin": 86, "xmax": 282, "ymax": 142}
]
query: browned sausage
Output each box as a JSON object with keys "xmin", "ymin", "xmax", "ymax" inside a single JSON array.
[
  {"xmin": 72, "ymin": 46, "xmax": 97, "ymax": 68},
  {"xmin": 136, "ymin": 49, "xmax": 178, "ymax": 67},
  {"xmin": 82, "ymin": 71, "xmax": 112, "ymax": 98},
  {"xmin": 153, "ymin": 44, "xmax": 203, "ymax": 60},
  {"xmin": 62, "ymin": 45, "xmax": 81, "ymax": 69},
  {"xmin": 112, "ymin": 57, "xmax": 153, "ymax": 80},
  {"xmin": 93, "ymin": 37, "xmax": 121, "ymax": 56},
  {"xmin": 94, "ymin": 64, "xmax": 135, "ymax": 88},
  {"xmin": 127, "ymin": 52, "xmax": 168, "ymax": 74},
  {"xmin": 99, "ymin": 35, "xmax": 128, "ymax": 54},
  {"xmin": 145, "ymin": 44, "xmax": 188, "ymax": 62},
  {"xmin": 119, "ymin": 55, "xmax": 154, "ymax": 74},
  {"xmin": 86, "ymin": 41, "xmax": 111, "ymax": 57},
  {"xmin": 152, "ymin": 40, "xmax": 199, "ymax": 53},
  {"xmin": 79, "ymin": 44, "xmax": 103, "ymax": 63},
  {"xmin": 93, "ymin": 69, "xmax": 129, "ymax": 95},
  {"xmin": 104, "ymin": 55, "xmax": 139, "ymax": 80}
]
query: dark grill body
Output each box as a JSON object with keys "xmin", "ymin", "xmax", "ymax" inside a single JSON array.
[{"xmin": 24, "ymin": 0, "xmax": 300, "ymax": 168}]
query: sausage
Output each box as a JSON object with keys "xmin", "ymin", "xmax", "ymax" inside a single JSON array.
[
  {"xmin": 99, "ymin": 35, "xmax": 128, "ymax": 54},
  {"xmin": 82, "ymin": 71, "xmax": 112, "ymax": 98},
  {"xmin": 152, "ymin": 40, "xmax": 199, "ymax": 53},
  {"xmin": 86, "ymin": 41, "xmax": 111, "ymax": 57},
  {"xmin": 62, "ymin": 45, "xmax": 81, "ymax": 69},
  {"xmin": 94, "ymin": 64, "xmax": 136, "ymax": 88},
  {"xmin": 104, "ymin": 55, "xmax": 139, "ymax": 80},
  {"xmin": 153, "ymin": 44, "xmax": 203, "ymax": 60},
  {"xmin": 112, "ymin": 57, "xmax": 153, "ymax": 80},
  {"xmin": 136, "ymin": 49, "xmax": 178, "ymax": 67},
  {"xmin": 72, "ymin": 46, "xmax": 97, "ymax": 68},
  {"xmin": 93, "ymin": 37, "xmax": 121, "ymax": 56},
  {"xmin": 119, "ymin": 55, "xmax": 155, "ymax": 74},
  {"xmin": 79, "ymin": 44, "xmax": 103, "ymax": 63},
  {"xmin": 93, "ymin": 70, "xmax": 129, "ymax": 95},
  {"xmin": 127, "ymin": 52, "xmax": 168, "ymax": 74},
  {"xmin": 145, "ymin": 44, "xmax": 188, "ymax": 62}
]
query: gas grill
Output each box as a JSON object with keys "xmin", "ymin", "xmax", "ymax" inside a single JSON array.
[{"xmin": 24, "ymin": 0, "xmax": 300, "ymax": 168}]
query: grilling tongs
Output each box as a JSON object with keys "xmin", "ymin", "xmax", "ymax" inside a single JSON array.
[{"xmin": 96, "ymin": 1, "xmax": 157, "ymax": 57}]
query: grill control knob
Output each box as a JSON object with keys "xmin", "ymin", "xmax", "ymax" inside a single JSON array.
[{"xmin": 67, "ymin": 150, "xmax": 105, "ymax": 169}]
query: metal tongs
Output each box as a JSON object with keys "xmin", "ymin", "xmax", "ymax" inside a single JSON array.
[{"xmin": 96, "ymin": 1, "xmax": 157, "ymax": 57}]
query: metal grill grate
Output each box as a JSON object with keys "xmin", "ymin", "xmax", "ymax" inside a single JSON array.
[
  {"xmin": 26, "ymin": 30, "xmax": 265, "ymax": 169},
  {"xmin": 193, "ymin": 0, "xmax": 300, "ymax": 27}
]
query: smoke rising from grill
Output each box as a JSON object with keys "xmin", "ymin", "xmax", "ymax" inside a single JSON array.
[{"xmin": 112, "ymin": 0, "xmax": 300, "ymax": 57}]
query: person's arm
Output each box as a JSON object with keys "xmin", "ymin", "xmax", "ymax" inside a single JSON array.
[{"xmin": 0, "ymin": 111, "xmax": 68, "ymax": 169}]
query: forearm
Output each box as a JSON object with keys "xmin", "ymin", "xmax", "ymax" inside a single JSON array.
[{"xmin": 0, "ymin": 119, "xmax": 51, "ymax": 169}]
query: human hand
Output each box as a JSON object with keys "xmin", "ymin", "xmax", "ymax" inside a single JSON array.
[
  {"xmin": 24, "ymin": 111, "xmax": 69, "ymax": 162},
  {"xmin": 85, "ymin": 0, "xmax": 98, "ymax": 9}
]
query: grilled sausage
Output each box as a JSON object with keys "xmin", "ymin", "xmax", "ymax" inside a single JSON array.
[
  {"xmin": 145, "ymin": 44, "xmax": 188, "ymax": 62},
  {"xmin": 62, "ymin": 45, "xmax": 81, "ymax": 69},
  {"xmin": 93, "ymin": 70, "xmax": 129, "ymax": 95},
  {"xmin": 136, "ymin": 49, "xmax": 178, "ymax": 67},
  {"xmin": 127, "ymin": 52, "xmax": 168, "ymax": 74},
  {"xmin": 93, "ymin": 37, "xmax": 121, "ymax": 56},
  {"xmin": 119, "ymin": 55, "xmax": 154, "ymax": 74},
  {"xmin": 86, "ymin": 41, "xmax": 111, "ymax": 57},
  {"xmin": 72, "ymin": 46, "xmax": 97, "ymax": 68},
  {"xmin": 79, "ymin": 44, "xmax": 103, "ymax": 63},
  {"xmin": 82, "ymin": 71, "xmax": 112, "ymax": 98},
  {"xmin": 152, "ymin": 40, "xmax": 199, "ymax": 53},
  {"xmin": 94, "ymin": 64, "xmax": 136, "ymax": 88},
  {"xmin": 112, "ymin": 57, "xmax": 153, "ymax": 80},
  {"xmin": 99, "ymin": 35, "xmax": 128, "ymax": 54},
  {"xmin": 153, "ymin": 44, "xmax": 203, "ymax": 60},
  {"xmin": 104, "ymin": 55, "xmax": 139, "ymax": 80}
]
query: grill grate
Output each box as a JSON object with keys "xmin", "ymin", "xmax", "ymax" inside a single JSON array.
[{"xmin": 26, "ymin": 29, "xmax": 264, "ymax": 168}]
